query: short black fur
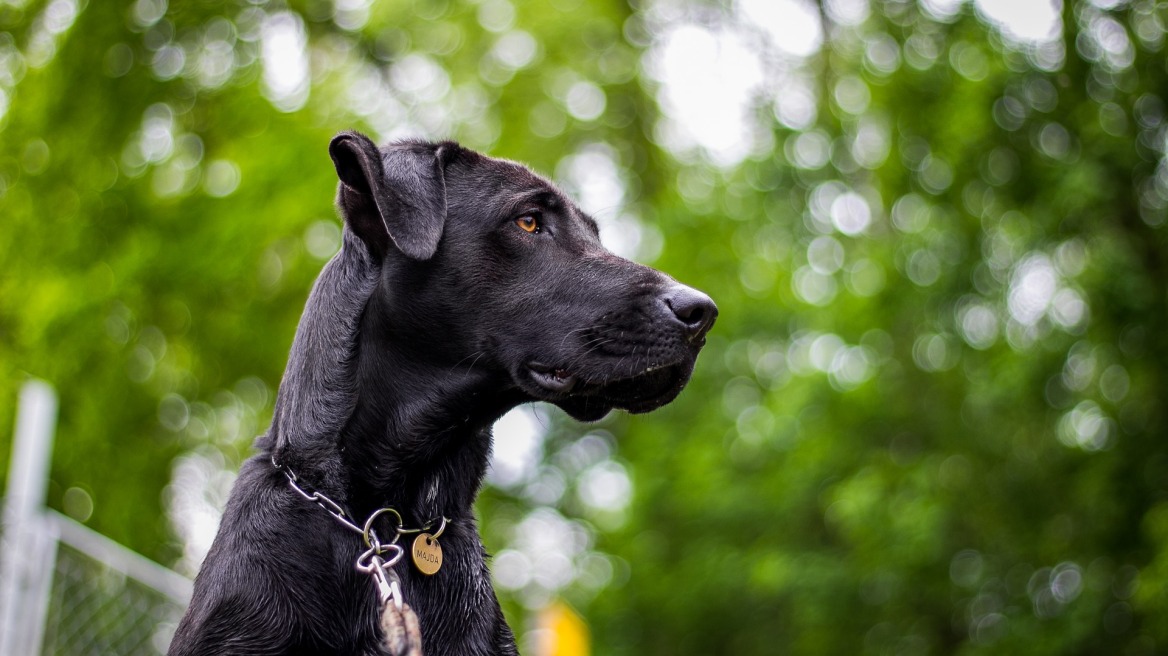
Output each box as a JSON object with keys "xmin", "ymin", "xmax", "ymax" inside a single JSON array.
[{"xmin": 169, "ymin": 132, "xmax": 717, "ymax": 655}]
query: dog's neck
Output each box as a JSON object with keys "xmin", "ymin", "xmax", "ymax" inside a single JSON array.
[
  {"xmin": 334, "ymin": 280, "xmax": 526, "ymax": 523},
  {"xmin": 266, "ymin": 238, "xmax": 528, "ymax": 525}
]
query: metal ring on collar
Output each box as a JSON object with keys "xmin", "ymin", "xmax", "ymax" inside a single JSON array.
[
  {"xmin": 397, "ymin": 515, "xmax": 449, "ymax": 538},
  {"xmin": 362, "ymin": 507, "xmax": 404, "ymax": 549},
  {"xmin": 356, "ymin": 543, "xmax": 405, "ymax": 572}
]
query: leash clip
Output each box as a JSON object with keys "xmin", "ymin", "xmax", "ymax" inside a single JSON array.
[{"xmin": 357, "ymin": 544, "xmax": 405, "ymax": 609}]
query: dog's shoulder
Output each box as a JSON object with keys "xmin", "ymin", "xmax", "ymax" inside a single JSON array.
[{"xmin": 170, "ymin": 457, "xmax": 359, "ymax": 655}]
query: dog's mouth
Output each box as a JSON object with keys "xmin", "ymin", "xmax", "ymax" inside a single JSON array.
[
  {"xmin": 525, "ymin": 359, "xmax": 692, "ymax": 418},
  {"xmin": 528, "ymin": 364, "xmax": 579, "ymax": 394}
]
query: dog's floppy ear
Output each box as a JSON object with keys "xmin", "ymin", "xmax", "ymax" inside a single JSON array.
[{"xmin": 329, "ymin": 131, "xmax": 447, "ymax": 260}]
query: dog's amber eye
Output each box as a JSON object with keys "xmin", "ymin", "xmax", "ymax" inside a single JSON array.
[{"xmin": 516, "ymin": 215, "xmax": 540, "ymax": 233}]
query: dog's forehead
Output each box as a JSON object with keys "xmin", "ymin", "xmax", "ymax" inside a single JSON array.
[
  {"xmin": 446, "ymin": 149, "xmax": 576, "ymax": 212},
  {"xmin": 482, "ymin": 153, "xmax": 547, "ymax": 185}
]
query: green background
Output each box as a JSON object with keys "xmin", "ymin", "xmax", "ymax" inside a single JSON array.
[{"xmin": 2, "ymin": 0, "xmax": 1167, "ymax": 653}]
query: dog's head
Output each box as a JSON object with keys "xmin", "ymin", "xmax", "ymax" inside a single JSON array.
[{"xmin": 328, "ymin": 131, "xmax": 716, "ymax": 421}]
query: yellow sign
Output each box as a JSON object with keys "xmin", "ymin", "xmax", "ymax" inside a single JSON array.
[{"xmin": 536, "ymin": 600, "xmax": 590, "ymax": 656}]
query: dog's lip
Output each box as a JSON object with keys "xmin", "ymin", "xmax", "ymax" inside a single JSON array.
[
  {"xmin": 594, "ymin": 362, "xmax": 689, "ymax": 412},
  {"xmin": 526, "ymin": 359, "xmax": 688, "ymax": 407},
  {"xmin": 526, "ymin": 363, "xmax": 578, "ymax": 393}
]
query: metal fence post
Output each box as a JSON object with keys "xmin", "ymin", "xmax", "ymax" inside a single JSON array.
[{"xmin": 0, "ymin": 380, "xmax": 59, "ymax": 656}]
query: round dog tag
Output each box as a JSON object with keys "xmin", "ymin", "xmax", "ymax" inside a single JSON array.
[{"xmin": 411, "ymin": 533, "xmax": 442, "ymax": 575}]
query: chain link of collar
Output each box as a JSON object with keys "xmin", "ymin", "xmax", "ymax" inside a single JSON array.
[{"xmin": 271, "ymin": 456, "xmax": 448, "ymax": 549}]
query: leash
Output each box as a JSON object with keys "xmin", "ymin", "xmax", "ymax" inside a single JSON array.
[{"xmin": 272, "ymin": 456, "xmax": 447, "ymax": 655}]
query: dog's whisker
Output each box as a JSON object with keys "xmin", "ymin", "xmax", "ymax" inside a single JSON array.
[
  {"xmin": 463, "ymin": 351, "xmax": 487, "ymax": 375},
  {"xmin": 558, "ymin": 325, "xmax": 618, "ymax": 351},
  {"xmin": 449, "ymin": 350, "xmax": 486, "ymax": 373},
  {"xmin": 564, "ymin": 339, "xmax": 615, "ymax": 373},
  {"xmin": 557, "ymin": 326, "xmax": 590, "ymax": 350}
]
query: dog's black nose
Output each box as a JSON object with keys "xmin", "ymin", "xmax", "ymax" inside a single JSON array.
[{"xmin": 664, "ymin": 286, "xmax": 718, "ymax": 342}]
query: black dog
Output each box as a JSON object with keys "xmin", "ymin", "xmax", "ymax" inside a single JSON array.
[{"xmin": 169, "ymin": 132, "xmax": 716, "ymax": 655}]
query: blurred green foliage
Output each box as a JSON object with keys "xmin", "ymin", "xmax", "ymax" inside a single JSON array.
[{"xmin": 2, "ymin": 0, "xmax": 1168, "ymax": 654}]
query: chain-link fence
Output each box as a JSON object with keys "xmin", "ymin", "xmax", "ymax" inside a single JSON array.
[
  {"xmin": 1, "ymin": 381, "xmax": 192, "ymax": 656},
  {"xmin": 1, "ymin": 510, "xmax": 192, "ymax": 656},
  {"xmin": 40, "ymin": 538, "xmax": 187, "ymax": 655}
]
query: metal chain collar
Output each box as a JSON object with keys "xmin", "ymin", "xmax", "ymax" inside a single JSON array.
[{"xmin": 271, "ymin": 456, "xmax": 448, "ymax": 608}]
